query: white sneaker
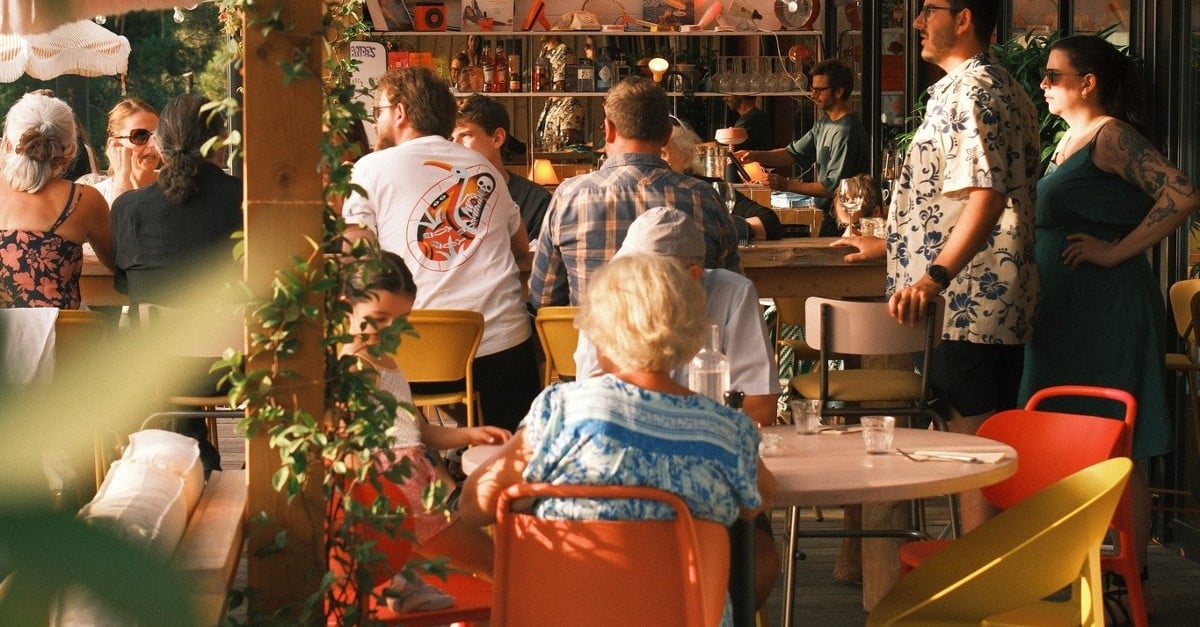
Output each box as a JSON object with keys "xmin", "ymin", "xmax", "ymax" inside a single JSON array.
[{"xmin": 382, "ymin": 573, "xmax": 455, "ymax": 613}]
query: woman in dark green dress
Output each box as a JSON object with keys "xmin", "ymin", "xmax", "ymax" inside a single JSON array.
[{"xmin": 1020, "ymin": 34, "xmax": 1199, "ymax": 583}]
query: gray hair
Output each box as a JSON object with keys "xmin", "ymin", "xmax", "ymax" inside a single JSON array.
[{"xmin": 3, "ymin": 93, "xmax": 76, "ymax": 192}]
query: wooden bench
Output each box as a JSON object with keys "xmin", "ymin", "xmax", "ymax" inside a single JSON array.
[{"xmin": 171, "ymin": 469, "xmax": 247, "ymax": 626}]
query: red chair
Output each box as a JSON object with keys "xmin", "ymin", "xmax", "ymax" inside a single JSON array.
[
  {"xmin": 491, "ymin": 483, "xmax": 730, "ymax": 627},
  {"xmin": 327, "ymin": 479, "xmax": 491, "ymax": 626},
  {"xmin": 898, "ymin": 385, "xmax": 1146, "ymax": 627}
]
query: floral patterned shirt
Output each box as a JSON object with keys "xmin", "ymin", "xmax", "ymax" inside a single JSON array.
[
  {"xmin": 1, "ymin": 183, "xmax": 83, "ymax": 309},
  {"xmin": 887, "ymin": 53, "xmax": 1040, "ymax": 344}
]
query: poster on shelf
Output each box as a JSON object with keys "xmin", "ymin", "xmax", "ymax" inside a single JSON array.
[
  {"xmin": 349, "ymin": 41, "xmax": 387, "ymax": 148},
  {"xmin": 511, "ymin": 0, "xmax": 633, "ymax": 32},
  {"xmin": 462, "ymin": 0, "xmax": 514, "ymax": 31}
]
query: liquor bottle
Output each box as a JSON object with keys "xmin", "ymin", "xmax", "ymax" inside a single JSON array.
[
  {"xmin": 481, "ymin": 40, "xmax": 495, "ymax": 92},
  {"xmin": 494, "ymin": 41, "xmax": 509, "ymax": 92},
  {"xmin": 595, "ymin": 44, "xmax": 612, "ymax": 91},
  {"xmin": 688, "ymin": 324, "xmax": 730, "ymax": 403},
  {"xmin": 535, "ymin": 57, "xmax": 551, "ymax": 92},
  {"xmin": 508, "ymin": 50, "xmax": 522, "ymax": 92}
]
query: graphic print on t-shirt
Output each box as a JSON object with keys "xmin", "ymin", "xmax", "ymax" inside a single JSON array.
[{"xmin": 410, "ymin": 160, "xmax": 497, "ymax": 270}]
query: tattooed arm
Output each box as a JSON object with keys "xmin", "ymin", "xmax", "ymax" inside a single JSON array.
[{"xmin": 1063, "ymin": 120, "xmax": 1200, "ymax": 268}]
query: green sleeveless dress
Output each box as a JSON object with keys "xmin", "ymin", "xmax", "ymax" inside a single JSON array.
[{"xmin": 1019, "ymin": 139, "xmax": 1170, "ymax": 459}]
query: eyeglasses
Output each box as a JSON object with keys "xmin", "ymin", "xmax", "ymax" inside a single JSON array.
[
  {"xmin": 112, "ymin": 128, "xmax": 153, "ymax": 146},
  {"xmin": 372, "ymin": 103, "xmax": 398, "ymax": 120},
  {"xmin": 668, "ymin": 114, "xmax": 683, "ymax": 127},
  {"xmin": 917, "ymin": 5, "xmax": 958, "ymax": 20},
  {"xmin": 810, "ymin": 85, "xmax": 832, "ymax": 94},
  {"xmin": 1042, "ymin": 69, "xmax": 1085, "ymax": 85}
]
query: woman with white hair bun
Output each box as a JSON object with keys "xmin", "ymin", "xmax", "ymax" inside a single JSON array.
[{"xmin": 0, "ymin": 92, "xmax": 113, "ymax": 308}]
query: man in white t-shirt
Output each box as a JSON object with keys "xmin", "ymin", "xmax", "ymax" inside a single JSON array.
[{"xmin": 343, "ymin": 67, "xmax": 540, "ymax": 432}]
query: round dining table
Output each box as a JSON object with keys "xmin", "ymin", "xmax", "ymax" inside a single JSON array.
[{"xmin": 760, "ymin": 425, "xmax": 1016, "ymax": 624}]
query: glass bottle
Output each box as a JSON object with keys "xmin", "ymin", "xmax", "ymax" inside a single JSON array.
[
  {"xmin": 481, "ymin": 40, "xmax": 495, "ymax": 92},
  {"xmin": 508, "ymin": 51, "xmax": 522, "ymax": 92},
  {"xmin": 688, "ymin": 324, "xmax": 730, "ymax": 403},
  {"xmin": 595, "ymin": 44, "xmax": 612, "ymax": 91},
  {"xmin": 494, "ymin": 41, "xmax": 508, "ymax": 92}
]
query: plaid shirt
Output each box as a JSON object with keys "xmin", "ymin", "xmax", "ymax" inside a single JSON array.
[{"xmin": 529, "ymin": 152, "xmax": 741, "ymax": 309}]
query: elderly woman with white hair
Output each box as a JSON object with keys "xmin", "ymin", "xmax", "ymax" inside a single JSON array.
[
  {"xmin": 460, "ymin": 253, "xmax": 774, "ymax": 627},
  {"xmin": 0, "ymin": 92, "xmax": 113, "ymax": 308}
]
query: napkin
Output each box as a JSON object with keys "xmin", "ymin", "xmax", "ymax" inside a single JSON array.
[
  {"xmin": 911, "ymin": 450, "xmax": 1007, "ymax": 464},
  {"xmin": 818, "ymin": 426, "xmax": 861, "ymax": 434}
]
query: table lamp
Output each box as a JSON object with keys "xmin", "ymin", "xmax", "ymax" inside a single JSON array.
[{"xmin": 530, "ymin": 159, "xmax": 559, "ymax": 186}]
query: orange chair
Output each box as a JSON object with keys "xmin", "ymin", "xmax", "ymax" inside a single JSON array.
[
  {"xmin": 327, "ymin": 479, "xmax": 491, "ymax": 626},
  {"xmin": 898, "ymin": 385, "xmax": 1146, "ymax": 627},
  {"xmin": 491, "ymin": 483, "xmax": 730, "ymax": 627}
]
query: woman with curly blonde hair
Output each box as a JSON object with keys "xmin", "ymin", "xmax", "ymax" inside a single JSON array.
[{"xmin": 0, "ymin": 92, "xmax": 112, "ymax": 308}]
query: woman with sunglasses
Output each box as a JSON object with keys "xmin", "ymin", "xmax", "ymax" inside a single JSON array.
[
  {"xmin": 90, "ymin": 98, "xmax": 161, "ymax": 207},
  {"xmin": 0, "ymin": 92, "xmax": 113, "ymax": 308},
  {"xmin": 1020, "ymin": 34, "xmax": 1200, "ymax": 587}
]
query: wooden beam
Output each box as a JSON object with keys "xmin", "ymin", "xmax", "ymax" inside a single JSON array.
[{"xmin": 241, "ymin": 0, "xmax": 327, "ymax": 620}]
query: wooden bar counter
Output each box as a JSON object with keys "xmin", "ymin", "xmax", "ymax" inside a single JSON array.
[
  {"xmin": 81, "ymin": 256, "xmax": 127, "ymax": 307},
  {"xmin": 739, "ymin": 238, "xmax": 885, "ymax": 300}
]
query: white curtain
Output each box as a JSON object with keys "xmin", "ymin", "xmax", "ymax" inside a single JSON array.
[{"xmin": 0, "ymin": 0, "xmax": 182, "ymax": 34}]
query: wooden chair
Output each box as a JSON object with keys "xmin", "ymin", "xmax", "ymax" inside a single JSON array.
[
  {"xmin": 491, "ymin": 483, "xmax": 729, "ymax": 627},
  {"xmin": 772, "ymin": 297, "xmax": 820, "ymax": 381},
  {"xmin": 897, "ymin": 385, "xmax": 1146, "ymax": 627},
  {"xmin": 391, "ymin": 309, "xmax": 485, "ymax": 427},
  {"xmin": 868, "ymin": 458, "xmax": 1132, "ymax": 627},
  {"xmin": 137, "ymin": 304, "xmax": 244, "ymax": 452},
  {"xmin": 790, "ymin": 296, "xmax": 945, "ymax": 430},
  {"xmin": 53, "ymin": 310, "xmax": 112, "ymax": 494},
  {"xmin": 533, "ymin": 305, "xmax": 579, "ymax": 387},
  {"xmin": 327, "ymin": 479, "xmax": 491, "ymax": 626}
]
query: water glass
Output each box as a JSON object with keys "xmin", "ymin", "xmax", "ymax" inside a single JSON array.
[
  {"xmin": 861, "ymin": 416, "xmax": 896, "ymax": 454},
  {"xmin": 790, "ymin": 399, "xmax": 822, "ymax": 435}
]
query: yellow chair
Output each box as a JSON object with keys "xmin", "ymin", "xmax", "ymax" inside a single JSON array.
[
  {"xmin": 534, "ymin": 305, "xmax": 579, "ymax": 387},
  {"xmin": 54, "ymin": 310, "xmax": 112, "ymax": 493},
  {"xmin": 772, "ymin": 297, "xmax": 821, "ymax": 380},
  {"xmin": 867, "ymin": 457, "xmax": 1132, "ymax": 627},
  {"xmin": 137, "ymin": 303, "xmax": 244, "ymax": 452},
  {"xmin": 790, "ymin": 296, "xmax": 945, "ymax": 429},
  {"xmin": 1167, "ymin": 280, "xmax": 1200, "ymax": 470},
  {"xmin": 392, "ymin": 309, "xmax": 484, "ymax": 427},
  {"xmin": 491, "ymin": 482, "xmax": 729, "ymax": 627}
]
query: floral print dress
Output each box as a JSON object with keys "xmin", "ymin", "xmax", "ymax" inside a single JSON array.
[{"xmin": 1, "ymin": 183, "xmax": 84, "ymax": 309}]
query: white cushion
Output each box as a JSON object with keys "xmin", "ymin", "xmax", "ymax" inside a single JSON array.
[
  {"xmin": 123, "ymin": 429, "xmax": 204, "ymax": 516},
  {"xmin": 79, "ymin": 460, "xmax": 188, "ymax": 556}
]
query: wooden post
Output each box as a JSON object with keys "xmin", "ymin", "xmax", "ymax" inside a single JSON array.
[{"xmin": 241, "ymin": 0, "xmax": 327, "ymax": 619}]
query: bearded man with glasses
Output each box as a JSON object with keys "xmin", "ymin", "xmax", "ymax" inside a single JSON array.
[
  {"xmin": 835, "ymin": 0, "xmax": 1041, "ymax": 533},
  {"xmin": 735, "ymin": 59, "xmax": 869, "ymax": 237}
]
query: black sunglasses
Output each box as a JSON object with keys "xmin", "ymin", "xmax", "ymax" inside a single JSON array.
[
  {"xmin": 1042, "ymin": 69, "xmax": 1085, "ymax": 85},
  {"xmin": 112, "ymin": 128, "xmax": 153, "ymax": 146}
]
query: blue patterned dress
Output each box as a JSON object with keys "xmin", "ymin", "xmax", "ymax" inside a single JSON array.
[{"xmin": 520, "ymin": 374, "xmax": 763, "ymax": 627}]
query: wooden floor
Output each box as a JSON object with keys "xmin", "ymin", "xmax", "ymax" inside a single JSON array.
[{"xmin": 216, "ymin": 418, "xmax": 1200, "ymax": 626}]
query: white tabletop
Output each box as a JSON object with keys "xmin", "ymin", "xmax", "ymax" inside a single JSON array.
[{"xmin": 760, "ymin": 426, "xmax": 1017, "ymax": 507}]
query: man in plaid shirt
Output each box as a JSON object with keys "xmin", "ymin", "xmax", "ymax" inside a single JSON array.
[{"xmin": 528, "ymin": 77, "xmax": 741, "ymax": 310}]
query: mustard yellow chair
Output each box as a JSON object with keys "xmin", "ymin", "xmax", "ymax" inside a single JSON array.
[
  {"xmin": 772, "ymin": 296, "xmax": 821, "ymax": 379},
  {"xmin": 391, "ymin": 309, "xmax": 484, "ymax": 427},
  {"xmin": 534, "ymin": 305, "xmax": 579, "ymax": 387},
  {"xmin": 867, "ymin": 457, "xmax": 1132, "ymax": 627},
  {"xmin": 491, "ymin": 483, "xmax": 729, "ymax": 627},
  {"xmin": 1168, "ymin": 281, "xmax": 1200, "ymax": 470}
]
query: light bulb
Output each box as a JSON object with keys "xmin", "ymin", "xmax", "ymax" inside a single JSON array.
[
  {"xmin": 648, "ymin": 57, "xmax": 670, "ymax": 83},
  {"xmin": 173, "ymin": 7, "xmax": 186, "ymax": 24},
  {"xmin": 93, "ymin": 15, "xmax": 107, "ymax": 25},
  {"xmin": 787, "ymin": 1, "xmax": 798, "ymax": 12}
]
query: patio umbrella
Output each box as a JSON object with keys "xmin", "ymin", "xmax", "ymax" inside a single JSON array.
[
  {"xmin": 0, "ymin": 18, "xmax": 129, "ymax": 82},
  {"xmin": 1, "ymin": 0, "xmax": 181, "ymax": 34}
]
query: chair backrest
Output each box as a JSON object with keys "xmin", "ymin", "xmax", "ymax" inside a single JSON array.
[
  {"xmin": 54, "ymin": 309, "xmax": 108, "ymax": 366},
  {"xmin": 774, "ymin": 297, "xmax": 805, "ymax": 328},
  {"xmin": 137, "ymin": 303, "xmax": 244, "ymax": 359},
  {"xmin": 1168, "ymin": 279, "xmax": 1200, "ymax": 340},
  {"xmin": 492, "ymin": 483, "xmax": 730, "ymax": 627},
  {"xmin": 534, "ymin": 306, "xmax": 579, "ymax": 386},
  {"xmin": 978, "ymin": 385, "xmax": 1136, "ymax": 510},
  {"xmin": 391, "ymin": 309, "xmax": 484, "ymax": 384},
  {"xmin": 805, "ymin": 296, "xmax": 943, "ymax": 356},
  {"xmin": 867, "ymin": 457, "xmax": 1132, "ymax": 627}
]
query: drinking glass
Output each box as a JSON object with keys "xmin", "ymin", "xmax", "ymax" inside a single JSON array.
[
  {"xmin": 713, "ymin": 181, "xmax": 737, "ymax": 214},
  {"xmin": 733, "ymin": 57, "xmax": 751, "ymax": 93},
  {"xmin": 837, "ymin": 177, "xmax": 865, "ymax": 237},
  {"xmin": 861, "ymin": 416, "xmax": 896, "ymax": 454},
  {"xmin": 747, "ymin": 57, "xmax": 764, "ymax": 93}
]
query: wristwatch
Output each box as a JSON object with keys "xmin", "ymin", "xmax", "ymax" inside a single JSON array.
[{"xmin": 927, "ymin": 264, "xmax": 951, "ymax": 290}]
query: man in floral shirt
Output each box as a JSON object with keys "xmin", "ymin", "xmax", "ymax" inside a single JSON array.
[{"xmin": 835, "ymin": 0, "xmax": 1039, "ymax": 532}]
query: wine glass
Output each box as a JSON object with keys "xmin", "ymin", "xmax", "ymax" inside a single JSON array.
[
  {"xmin": 713, "ymin": 181, "xmax": 737, "ymax": 215},
  {"xmin": 837, "ymin": 177, "xmax": 865, "ymax": 237}
]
